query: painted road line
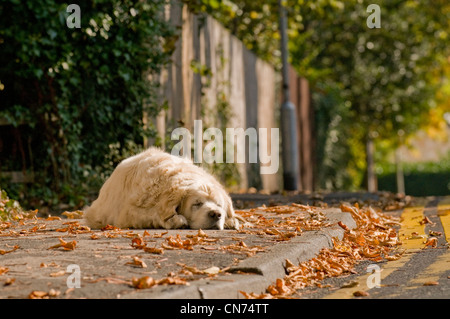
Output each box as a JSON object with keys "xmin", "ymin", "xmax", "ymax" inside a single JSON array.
[
  {"xmin": 406, "ymin": 250, "xmax": 450, "ymax": 288},
  {"xmin": 323, "ymin": 205, "xmax": 427, "ymax": 299},
  {"xmin": 437, "ymin": 197, "xmax": 450, "ymax": 244},
  {"xmin": 398, "ymin": 206, "xmax": 426, "ymax": 250},
  {"xmin": 322, "ymin": 252, "xmax": 415, "ymax": 299}
]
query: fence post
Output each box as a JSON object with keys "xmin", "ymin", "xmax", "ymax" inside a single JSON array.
[{"xmin": 278, "ymin": 0, "xmax": 299, "ymax": 190}]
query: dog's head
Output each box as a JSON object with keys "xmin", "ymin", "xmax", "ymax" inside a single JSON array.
[{"xmin": 176, "ymin": 183, "xmax": 239, "ymax": 230}]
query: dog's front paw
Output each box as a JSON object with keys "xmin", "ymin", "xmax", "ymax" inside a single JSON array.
[
  {"xmin": 164, "ymin": 214, "xmax": 189, "ymax": 229},
  {"xmin": 224, "ymin": 216, "xmax": 240, "ymax": 230}
]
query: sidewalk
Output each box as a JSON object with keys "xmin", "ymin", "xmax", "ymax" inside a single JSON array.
[{"xmin": 0, "ymin": 197, "xmax": 359, "ymax": 299}]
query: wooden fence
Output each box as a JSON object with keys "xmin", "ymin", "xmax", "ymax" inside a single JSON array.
[{"xmin": 149, "ymin": 3, "xmax": 315, "ymax": 193}]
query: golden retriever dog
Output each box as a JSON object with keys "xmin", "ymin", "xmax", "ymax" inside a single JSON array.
[{"xmin": 84, "ymin": 147, "xmax": 240, "ymax": 230}]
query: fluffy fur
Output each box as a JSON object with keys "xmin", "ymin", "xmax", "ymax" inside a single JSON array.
[{"xmin": 84, "ymin": 147, "xmax": 240, "ymax": 230}]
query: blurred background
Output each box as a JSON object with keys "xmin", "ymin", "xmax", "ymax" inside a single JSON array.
[{"xmin": 0, "ymin": 0, "xmax": 449, "ymax": 212}]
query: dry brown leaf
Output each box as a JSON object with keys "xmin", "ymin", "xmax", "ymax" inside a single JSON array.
[
  {"xmin": 48, "ymin": 238, "xmax": 77, "ymax": 251},
  {"xmin": 126, "ymin": 256, "xmax": 147, "ymax": 268},
  {"xmin": 62, "ymin": 210, "xmax": 84, "ymax": 219},
  {"xmin": 353, "ymin": 290, "xmax": 370, "ymax": 297},
  {"xmin": 50, "ymin": 270, "xmax": 66, "ymax": 277},
  {"xmin": 0, "ymin": 267, "xmax": 9, "ymax": 275},
  {"xmin": 424, "ymin": 237, "xmax": 438, "ymax": 248},
  {"xmin": 0, "ymin": 245, "xmax": 19, "ymax": 255},
  {"xmin": 46, "ymin": 216, "xmax": 61, "ymax": 221},
  {"xmin": 419, "ymin": 216, "xmax": 434, "ymax": 225},
  {"xmin": 338, "ymin": 221, "xmax": 349, "ymax": 231},
  {"xmin": 157, "ymin": 276, "xmax": 189, "ymax": 286},
  {"xmin": 29, "ymin": 291, "xmax": 49, "ymax": 299},
  {"xmin": 4, "ymin": 277, "xmax": 15, "ymax": 286},
  {"xmin": 131, "ymin": 276, "xmax": 156, "ymax": 289},
  {"xmin": 101, "ymin": 224, "xmax": 120, "ymax": 231},
  {"xmin": 423, "ymin": 281, "xmax": 439, "ymax": 286},
  {"xmin": 143, "ymin": 246, "xmax": 164, "ymax": 254},
  {"xmin": 131, "ymin": 237, "xmax": 146, "ymax": 249},
  {"xmin": 90, "ymin": 233, "xmax": 101, "ymax": 240},
  {"xmin": 385, "ymin": 254, "xmax": 402, "ymax": 261}
]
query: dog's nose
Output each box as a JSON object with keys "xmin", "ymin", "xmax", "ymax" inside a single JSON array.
[{"xmin": 208, "ymin": 210, "xmax": 222, "ymax": 220}]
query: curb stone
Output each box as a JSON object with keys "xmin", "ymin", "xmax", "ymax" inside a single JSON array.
[{"xmin": 123, "ymin": 209, "xmax": 356, "ymax": 299}]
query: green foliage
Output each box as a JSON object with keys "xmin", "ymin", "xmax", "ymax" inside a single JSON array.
[
  {"xmin": 313, "ymin": 84, "xmax": 361, "ymax": 191},
  {"xmin": 191, "ymin": 0, "xmax": 450, "ymax": 191},
  {"xmin": 378, "ymin": 152, "xmax": 450, "ymax": 196},
  {"xmin": 0, "ymin": 189, "xmax": 37, "ymax": 221},
  {"xmin": 0, "ymin": 0, "xmax": 175, "ymax": 209}
]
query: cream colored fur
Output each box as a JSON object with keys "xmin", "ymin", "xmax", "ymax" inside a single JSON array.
[{"xmin": 84, "ymin": 147, "xmax": 240, "ymax": 230}]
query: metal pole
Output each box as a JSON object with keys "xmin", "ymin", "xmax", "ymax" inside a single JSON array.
[{"xmin": 278, "ymin": 0, "xmax": 299, "ymax": 190}]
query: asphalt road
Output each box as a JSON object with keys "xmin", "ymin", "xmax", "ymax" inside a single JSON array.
[{"xmin": 295, "ymin": 196, "xmax": 450, "ymax": 299}]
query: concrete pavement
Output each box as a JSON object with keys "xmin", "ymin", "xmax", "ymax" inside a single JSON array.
[{"xmin": 0, "ymin": 202, "xmax": 356, "ymax": 299}]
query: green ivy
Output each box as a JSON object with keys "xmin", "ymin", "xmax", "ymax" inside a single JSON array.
[{"xmin": 0, "ymin": 0, "xmax": 176, "ymax": 209}]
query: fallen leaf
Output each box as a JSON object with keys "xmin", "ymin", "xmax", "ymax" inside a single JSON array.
[
  {"xmin": 131, "ymin": 276, "xmax": 156, "ymax": 289},
  {"xmin": 157, "ymin": 276, "xmax": 189, "ymax": 286},
  {"xmin": 29, "ymin": 291, "xmax": 50, "ymax": 299},
  {"xmin": 101, "ymin": 224, "xmax": 120, "ymax": 231},
  {"xmin": 143, "ymin": 246, "xmax": 164, "ymax": 254},
  {"xmin": 48, "ymin": 289, "xmax": 60, "ymax": 297},
  {"xmin": 338, "ymin": 221, "xmax": 349, "ymax": 231},
  {"xmin": 353, "ymin": 290, "xmax": 369, "ymax": 297},
  {"xmin": 126, "ymin": 256, "xmax": 147, "ymax": 268},
  {"xmin": 90, "ymin": 233, "xmax": 101, "ymax": 240},
  {"xmin": 50, "ymin": 270, "xmax": 66, "ymax": 277},
  {"xmin": 0, "ymin": 267, "xmax": 9, "ymax": 275},
  {"xmin": 48, "ymin": 238, "xmax": 77, "ymax": 251},
  {"xmin": 385, "ymin": 254, "xmax": 402, "ymax": 261},
  {"xmin": 0, "ymin": 245, "xmax": 19, "ymax": 255},
  {"xmin": 46, "ymin": 216, "xmax": 61, "ymax": 221},
  {"xmin": 131, "ymin": 237, "xmax": 146, "ymax": 249},
  {"xmin": 419, "ymin": 216, "xmax": 434, "ymax": 225},
  {"xmin": 423, "ymin": 281, "xmax": 439, "ymax": 286},
  {"xmin": 424, "ymin": 237, "xmax": 438, "ymax": 248},
  {"xmin": 4, "ymin": 277, "xmax": 15, "ymax": 286},
  {"xmin": 429, "ymin": 230, "xmax": 442, "ymax": 237},
  {"xmin": 62, "ymin": 210, "xmax": 84, "ymax": 219}
]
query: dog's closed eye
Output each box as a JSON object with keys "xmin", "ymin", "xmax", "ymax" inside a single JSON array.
[{"xmin": 192, "ymin": 201, "xmax": 203, "ymax": 208}]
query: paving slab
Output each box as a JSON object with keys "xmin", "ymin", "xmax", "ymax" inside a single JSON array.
[{"xmin": 0, "ymin": 206, "xmax": 356, "ymax": 299}]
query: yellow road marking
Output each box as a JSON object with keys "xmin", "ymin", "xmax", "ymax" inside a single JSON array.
[
  {"xmin": 398, "ymin": 206, "xmax": 426, "ymax": 250},
  {"xmin": 405, "ymin": 250, "xmax": 450, "ymax": 289},
  {"xmin": 324, "ymin": 205, "xmax": 427, "ymax": 299},
  {"xmin": 438, "ymin": 197, "xmax": 450, "ymax": 244},
  {"xmin": 322, "ymin": 252, "xmax": 415, "ymax": 299}
]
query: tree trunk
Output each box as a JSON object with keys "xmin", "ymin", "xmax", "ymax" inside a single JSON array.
[
  {"xmin": 366, "ymin": 135, "xmax": 377, "ymax": 192},
  {"xmin": 395, "ymin": 146, "xmax": 405, "ymax": 194}
]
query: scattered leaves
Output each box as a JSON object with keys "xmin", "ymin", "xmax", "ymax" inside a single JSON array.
[
  {"xmin": 131, "ymin": 275, "xmax": 189, "ymax": 289},
  {"xmin": 28, "ymin": 289, "xmax": 60, "ymax": 299},
  {"xmin": 61, "ymin": 210, "xmax": 84, "ymax": 219},
  {"xmin": 243, "ymin": 203, "xmax": 402, "ymax": 299}
]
